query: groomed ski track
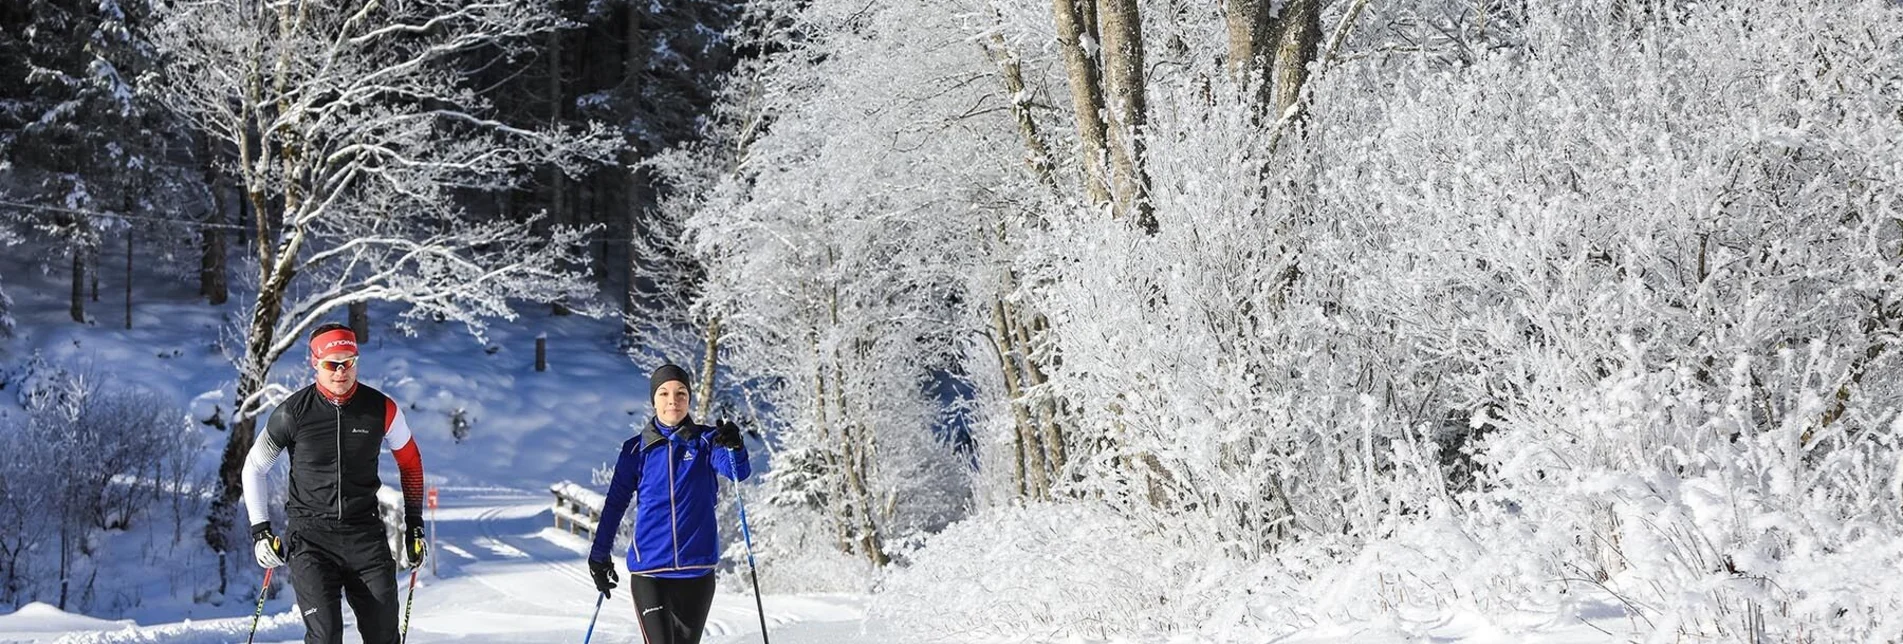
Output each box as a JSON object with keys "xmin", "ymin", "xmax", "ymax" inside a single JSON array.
[{"xmin": 42, "ymin": 486, "xmax": 875, "ymax": 644}]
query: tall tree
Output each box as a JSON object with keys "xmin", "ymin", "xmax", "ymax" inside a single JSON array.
[
  {"xmin": 1094, "ymin": 0, "xmax": 1154, "ymax": 234},
  {"xmin": 0, "ymin": 0, "xmax": 168, "ymax": 325},
  {"xmin": 1225, "ymin": 0, "xmax": 1322, "ymax": 123},
  {"xmin": 145, "ymin": 0, "xmax": 618, "ymax": 590},
  {"xmin": 1049, "ymin": 0, "xmax": 1112, "ymax": 211},
  {"xmin": 1049, "ymin": 0, "xmax": 1154, "ymax": 233},
  {"xmin": 196, "ymin": 135, "xmax": 230, "ymax": 305}
]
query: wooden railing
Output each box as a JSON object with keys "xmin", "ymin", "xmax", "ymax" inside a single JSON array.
[{"xmin": 550, "ymin": 481, "xmax": 630, "ymax": 546}]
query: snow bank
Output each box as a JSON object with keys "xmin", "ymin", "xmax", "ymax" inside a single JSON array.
[
  {"xmin": 51, "ymin": 611, "xmax": 302, "ymax": 644},
  {"xmin": 0, "ymin": 602, "xmax": 131, "ymax": 635}
]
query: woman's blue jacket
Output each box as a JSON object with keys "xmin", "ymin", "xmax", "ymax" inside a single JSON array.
[{"xmin": 590, "ymin": 416, "xmax": 751, "ymax": 576}]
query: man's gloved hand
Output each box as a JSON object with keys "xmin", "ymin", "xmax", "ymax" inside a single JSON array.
[
  {"xmin": 404, "ymin": 524, "xmax": 428, "ymax": 569},
  {"xmin": 251, "ymin": 523, "xmax": 284, "ymax": 569},
  {"xmin": 712, "ymin": 419, "xmax": 745, "ymax": 450},
  {"xmin": 588, "ymin": 558, "xmax": 619, "ymax": 598}
]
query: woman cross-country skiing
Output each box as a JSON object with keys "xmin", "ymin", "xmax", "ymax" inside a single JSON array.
[{"xmin": 589, "ymin": 363, "xmax": 753, "ymax": 644}]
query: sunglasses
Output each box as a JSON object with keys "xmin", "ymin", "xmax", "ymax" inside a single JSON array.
[{"xmin": 317, "ymin": 356, "xmax": 359, "ymax": 372}]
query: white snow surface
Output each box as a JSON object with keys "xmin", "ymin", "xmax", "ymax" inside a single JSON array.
[
  {"xmin": 0, "ymin": 246, "xmax": 1628, "ymax": 643},
  {"xmin": 28, "ymin": 490, "xmax": 874, "ymax": 644}
]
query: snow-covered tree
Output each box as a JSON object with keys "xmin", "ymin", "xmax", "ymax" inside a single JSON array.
[
  {"xmin": 670, "ymin": 0, "xmax": 999, "ymax": 568},
  {"xmin": 0, "ymin": 0, "xmax": 182, "ymax": 326},
  {"xmin": 680, "ymin": 0, "xmax": 1903, "ymax": 640},
  {"xmin": 141, "ymin": 0, "xmax": 620, "ymax": 584}
]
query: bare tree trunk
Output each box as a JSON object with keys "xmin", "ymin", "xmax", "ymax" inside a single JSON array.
[
  {"xmin": 832, "ymin": 361, "xmax": 889, "ymax": 566},
  {"xmin": 200, "ymin": 137, "xmax": 230, "ymax": 305},
  {"xmin": 980, "ymin": 19, "xmax": 1088, "ymax": 500},
  {"xmin": 56, "ymin": 522, "xmax": 69, "ymax": 610},
  {"xmin": 1050, "ymin": 0, "xmax": 1112, "ymax": 209},
  {"xmin": 212, "ymin": 10, "xmax": 306, "ymax": 546},
  {"xmin": 348, "ymin": 300, "xmax": 369, "ymax": 344},
  {"xmin": 1269, "ymin": 0, "xmax": 1322, "ymax": 118},
  {"xmin": 989, "ymin": 299, "xmax": 1040, "ymax": 499},
  {"xmin": 811, "ymin": 355, "xmax": 852, "ymax": 554},
  {"xmin": 124, "ymin": 231, "xmax": 132, "ymax": 330},
  {"xmin": 1013, "ymin": 311, "xmax": 1068, "ymax": 489},
  {"xmin": 1226, "ymin": 0, "xmax": 1324, "ymax": 125},
  {"xmin": 622, "ymin": 190, "xmax": 645, "ymax": 343},
  {"xmin": 201, "ymin": 223, "xmax": 228, "ymax": 305},
  {"xmin": 815, "ymin": 261, "xmax": 889, "ymax": 566},
  {"xmin": 979, "ymin": 29, "xmax": 1058, "ymax": 195},
  {"xmin": 1224, "ymin": 0, "xmax": 1270, "ymax": 84},
  {"xmin": 621, "ymin": 3, "xmax": 650, "ymax": 343},
  {"xmin": 69, "ymin": 243, "xmax": 85, "ymax": 323},
  {"xmin": 696, "ymin": 316, "xmax": 721, "ymax": 420},
  {"xmin": 1095, "ymin": 0, "xmax": 1155, "ymax": 234},
  {"xmin": 208, "ymin": 222, "xmax": 304, "ymax": 562},
  {"xmin": 548, "ymin": 25, "xmax": 571, "ymax": 317}
]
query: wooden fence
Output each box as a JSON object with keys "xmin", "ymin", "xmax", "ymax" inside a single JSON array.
[{"xmin": 550, "ymin": 481, "xmax": 630, "ymax": 545}]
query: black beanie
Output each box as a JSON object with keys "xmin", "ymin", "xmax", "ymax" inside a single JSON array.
[{"xmin": 649, "ymin": 364, "xmax": 691, "ymax": 400}]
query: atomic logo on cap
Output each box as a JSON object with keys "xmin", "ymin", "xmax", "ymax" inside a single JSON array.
[{"xmin": 310, "ymin": 329, "xmax": 359, "ymax": 357}]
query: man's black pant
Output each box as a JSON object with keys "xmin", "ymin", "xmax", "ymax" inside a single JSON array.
[
  {"xmin": 628, "ymin": 573, "xmax": 716, "ymax": 644},
  {"xmin": 287, "ymin": 520, "xmax": 399, "ymax": 644}
]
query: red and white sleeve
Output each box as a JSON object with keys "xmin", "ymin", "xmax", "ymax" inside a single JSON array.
[{"xmin": 384, "ymin": 399, "xmax": 425, "ymax": 527}]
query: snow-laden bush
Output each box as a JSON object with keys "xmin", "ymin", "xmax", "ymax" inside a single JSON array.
[
  {"xmin": 0, "ymin": 368, "xmax": 194, "ymax": 611},
  {"xmin": 721, "ymin": 489, "xmax": 878, "ymax": 595},
  {"xmin": 1304, "ymin": 2, "xmax": 1903, "ymax": 640},
  {"xmin": 872, "ymin": 503, "xmax": 1206, "ymax": 640}
]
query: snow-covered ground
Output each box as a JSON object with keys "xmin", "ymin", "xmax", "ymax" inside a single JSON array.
[
  {"xmin": 0, "ymin": 251, "xmax": 1632, "ymax": 643},
  {"xmin": 3, "ymin": 488, "xmax": 876, "ymax": 644}
]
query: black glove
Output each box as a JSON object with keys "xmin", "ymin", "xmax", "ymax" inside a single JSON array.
[
  {"xmin": 712, "ymin": 419, "xmax": 745, "ymax": 450},
  {"xmin": 588, "ymin": 558, "xmax": 619, "ymax": 598},
  {"xmin": 404, "ymin": 524, "xmax": 427, "ymax": 569},
  {"xmin": 251, "ymin": 523, "xmax": 284, "ymax": 569}
]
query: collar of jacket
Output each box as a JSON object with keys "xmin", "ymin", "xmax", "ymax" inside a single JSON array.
[
  {"xmin": 316, "ymin": 382, "xmax": 358, "ymax": 405},
  {"xmin": 639, "ymin": 416, "xmax": 699, "ymax": 450}
]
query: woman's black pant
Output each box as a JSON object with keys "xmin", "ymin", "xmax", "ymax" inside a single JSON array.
[{"xmin": 627, "ymin": 573, "xmax": 716, "ymax": 644}]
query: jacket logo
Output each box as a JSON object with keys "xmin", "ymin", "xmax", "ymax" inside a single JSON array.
[
  {"xmin": 351, "ymin": 427, "xmax": 371, "ymax": 435},
  {"xmin": 683, "ymin": 450, "xmax": 696, "ymax": 461}
]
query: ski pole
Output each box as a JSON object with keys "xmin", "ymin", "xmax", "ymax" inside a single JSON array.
[
  {"xmin": 734, "ymin": 484, "xmax": 770, "ymax": 644},
  {"xmin": 582, "ymin": 591, "xmax": 605, "ymax": 644},
  {"xmin": 400, "ymin": 567, "xmax": 419, "ymax": 644},
  {"xmin": 245, "ymin": 566, "xmax": 274, "ymax": 644}
]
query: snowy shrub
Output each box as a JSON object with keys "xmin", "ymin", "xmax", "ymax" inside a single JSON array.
[
  {"xmin": 1305, "ymin": 2, "xmax": 1903, "ymax": 640},
  {"xmin": 0, "ymin": 368, "xmax": 193, "ymax": 611},
  {"xmin": 0, "ymin": 410, "xmax": 54, "ymax": 607},
  {"xmin": 721, "ymin": 494, "xmax": 878, "ymax": 595},
  {"xmin": 872, "ymin": 503, "xmax": 1201, "ymax": 640}
]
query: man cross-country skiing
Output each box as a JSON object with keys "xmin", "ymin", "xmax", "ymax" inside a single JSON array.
[
  {"xmin": 241, "ymin": 323, "xmax": 427, "ymax": 644},
  {"xmin": 589, "ymin": 364, "xmax": 754, "ymax": 644}
]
